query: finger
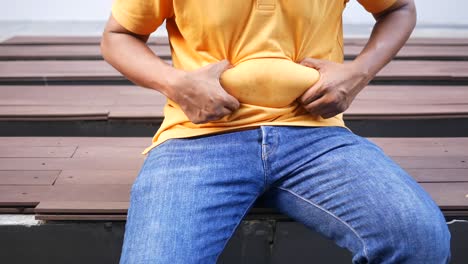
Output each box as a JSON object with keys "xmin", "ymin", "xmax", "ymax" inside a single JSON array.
[
  {"xmin": 208, "ymin": 107, "xmax": 232, "ymax": 121},
  {"xmin": 212, "ymin": 59, "xmax": 233, "ymax": 78},
  {"xmin": 303, "ymin": 95, "xmax": 328, "ymax": 115},
  {"xmin": 223, "ymin": 94, "xmax": 240, "ymax": 112},
  {"xmin": 222, "ymin": 106, "xmax": 235, "ymax": 115},
  {"xmin": 298, "ymin": 81, "xmax": 324, "ymax": 105},
  {"xmin": 320, "ymin": 110, "xmax": 338, "ymax": 119},
  {"xmin": 300, "ymin": 57, "xmax": 325, "ymax": 70},
  {"xmin": 317, "ymin": 105, "xmax": 337, "ymax": 118}
]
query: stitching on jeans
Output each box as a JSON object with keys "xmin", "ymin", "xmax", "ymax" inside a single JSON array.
[
  {"xmin": 261, "ymin": 142, "xmax": 271, "ymax": 188},
  {"xmin": 276, "ymin": 186, "xmax": 370, "ymax": 260},
  {"xmin": 260, "ymin": 127, "xmax": 269, "ymax": 189}
]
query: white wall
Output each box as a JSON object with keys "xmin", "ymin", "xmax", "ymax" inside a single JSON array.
[
  {"xmin": 343, "ymin": 0, "xmax": 468, "ymax": 25},
  {"xmin": 1, "ymin": 0, "xmax": 467, "ymax": 25},
  {"xmin": 0, "ymin": 0, "xmax": 114, "ymax": 21}
]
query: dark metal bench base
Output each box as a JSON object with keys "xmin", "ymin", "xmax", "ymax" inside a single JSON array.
[{"xmin": 0, "ymin": 216, "xmax": 466, "ymax": 264}]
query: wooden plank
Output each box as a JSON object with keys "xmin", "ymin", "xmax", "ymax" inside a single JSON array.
[
  {"xmin": 0, "ymin": 186, "xmax": 53, "ymax": 206},
  {"xmin": 393, "ymin": 156, "xmax": 468, "ymax": 169},
  {"xmin": 369, "ymin": 137, "xmax": 468, "ymax": 153},
  {"xmin": 3, "ymin": 36, "xmax": 467, "ymax": 46},
  {"xmin": 0, "ymin": 85, "xmax": 164, "ymax": 106},
  {"xmin": 34, "ymin": 214, "xmax": 127, "ymax": 221},
  {"xmin": 0, "ymin": 60, "xmax": 123, "ymax": 81},
  {"xmin": 1, "ymin": 85, "xmax": 467, "ymax": 107},
  {"xmin": 0, "ymin": 137, "xmax": 149, "ymax": 147},
  {"xmin": 0, "ymin": 184, "xmax": 131, "ymax": 207},
  {"xmin": 33, "ymin": 210, "xmax": 468, "ymax": 221},
  {"xmin": 71, "ymin": 146, "xmax": 146, "ymax": 158},
  {"xmin": 29, "ymin": 183, "xmax": 468, "ymax": 214},
  {"xmin": 0, "ymin": 170, "xmax": 60, "ymax": 185},
  {"xmin": 344, "ymin": 113, "xmax": 468, "ymax": 120},
  {"xmin": 0, "ymin": 137, "xmax": 465, "ymax": 216},
  {"xmin": 1, "ymin": 36, "xmax": 169, "ymax": 45},
  {"xmin": 1, "ymin": 85, "xmax": 467, "ymax": 121},
  {"xmin": 345, "ymin": 104, "xmax": 468, "ymax": 119},
  {"xmin": 377, "ymin": 60, "xmax": 468, "ymax": 80},
  {"xmin": 108, "ymin": 106, "xmax": 165, "ymax": 119},
  {"xmin": 0, "ymin": 146, "xmax": 76, "ymax": 158},
  {"xmin": 55, "ymin": 169, "xmax": 138, "ymax": 185},
  {"xmin": 2, "ymin": 44, "xmax": 468, "ymax": 60},
  {"xmin": 38, "ymin": 184, "xmax": 131, "ymax": 202},
  {"xmin": 406, "ymin": 169, "xmax": 468, "ymax": 183},
  {"xmin": 344, "ymin": 37, "xmax": 468, "ymax": 46},
  {"xmin": 52, "ymin": 168, "xmax": 468, "ymax": 185},
  {"xmin": 420, "ymin": 182, "xmax": 468, "ymax": 210},
  {"xmin": 1, "ymin": 36, "xmax": 106, "ymax": 45},
  {"xmin": 0, "ymin": 103, "xmax": 112, "ymax": 114},
  {"xmin": 113, "ymin": 91, "xmax": 167, "ymax": 105},
  {"xmin": 369, "ymin": 138, "xmax": 468, "ymax": 157},
  {"xmin": 0, "ymin": 157, "xmax": 145, "ymax": 171},
  {"xmin": 0, "ymin": 60, "xmax": 173, "ymax": 82},
  {"xmin": 345, "ymin": 45, "xmax": 468, "ymax": 60},
  {"xmin": 1, "ymin": 60, "xmax": 467, "ymax": 83},
  {"xmin": 0, "ymin": 207, "xmax": 35, "ymax": 213},
  {"xmin": 353, "ymin": 85, "xmax": 468, "ymax": 105},
  {"xmin": 0, "ymin": 45, "xmax": 172, "ymax": 60},
  {"xmin": 54, "ymin": 168, "xmax": 468, "ymax": 185},
  {"xmin": 0, "ymin": 138, "xmax": 461, "ymax": 184},
  {"xmin": 66, "ymin": 138, "xmax": 468, "ymax": 159},
  {"xmin": 0, "ymin": 137, "xmax": 466, "ymax": 155},
  {"xmin": 0, "ymin": 85, "xmax": 120, "ymax": 106},
  {"xmin": 0, "ymin": 106, "xmax": 109, "ymax": 121},
  {"xmin": 0, "ymin": 137, "xmax": 468, "ymax": 160},
  {"xmin": 0, "ymin": 156, "xmax": 145, "ymax": 171},
  {"xmin": 34, "ymin": 201, "xmax": 129, "ymax": 213}
]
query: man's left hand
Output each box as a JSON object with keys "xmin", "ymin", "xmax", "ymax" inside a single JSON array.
[{"xmin": 297, "ymin": 57, "xmax": 371, "ymax": 119}]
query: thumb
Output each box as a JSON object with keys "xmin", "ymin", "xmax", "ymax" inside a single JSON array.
[
  {"xmin": 211, "ymin": 59, "xmax": 233, "ymax": 78},
  {"xmin": 300, "ymin": 57, "xmax": 325, "ymax": 70}
]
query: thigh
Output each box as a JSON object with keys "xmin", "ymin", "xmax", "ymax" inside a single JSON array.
[
  {"xmin": 263, "ymin": 126, "xmax": 451, "ymax": 264},
  {"xmin": 119, "ymin": 130, "xmax": 265, "ymax": 264}
]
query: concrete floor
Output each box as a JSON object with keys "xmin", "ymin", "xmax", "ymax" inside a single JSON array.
[{"xmin": 0, "ymin": 21, "xmax": 467, "ymax": 42}]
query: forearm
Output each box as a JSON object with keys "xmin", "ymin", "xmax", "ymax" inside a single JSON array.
[
  {"xmin": 100, "ymin": 28, "xmax": 184, "ymax": 98},
  {"xmin": 351, "ymin": 0, "xmax": 417, "ymax": 82}
]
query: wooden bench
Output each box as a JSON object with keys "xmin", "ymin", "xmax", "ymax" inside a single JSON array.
[
  {"xmin": 1, "ymin": 136, "xmax": 467, "ymax": 220},
  {"xmin": 3, "ymin": 35, "xmax": 468, "ymax": 46},
  {"xmin": 1, "ymin": 42, "xmax": 467, "ymax": 61},
  {"xmin": 1, "ymin": 84, "xmax": 467, "ymax": 121},
  {"xmin": 1, "ymin": 36, "xmax": 468, "ymax": 84},
  {"xmin": 1, "ymin": 36, "xmax": 467, "ymax": 136},
  {"xmin": 1, "ymin": 60, "xmax": 468, "ymax": 84},
  {"xmin": 0, "ymin": 35, "xmax": 467, "ymax": 263}
]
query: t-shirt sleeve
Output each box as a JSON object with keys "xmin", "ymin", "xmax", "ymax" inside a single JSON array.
[
  {"xmin": 111, "ymin": 0, "xmax": 173, "ymax": 35},
  {"xmin": 347, "ymin": 0, "xmax": 398, "ymax": 13}
]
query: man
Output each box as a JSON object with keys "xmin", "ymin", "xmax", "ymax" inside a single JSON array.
[{"xmin": 101, "ymin": 0, "xmax": 452, "ymax": 263}]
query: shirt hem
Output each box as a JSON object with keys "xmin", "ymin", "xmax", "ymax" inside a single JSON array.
[{"xmin": 140, "ymin": 119, "xmax": 350, "ymax": 156}]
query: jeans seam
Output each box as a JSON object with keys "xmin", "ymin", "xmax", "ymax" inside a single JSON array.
[
  {"xmin": 261, "ymin": 144, "xmax": 269, "ymax": 188},
  {"xmin": 260, "ymin": 126, "xmax": 269, "ymax": 188},
  {"xmin": 276, "ymin": 186, "xmax": 370, "ymax": 260}
]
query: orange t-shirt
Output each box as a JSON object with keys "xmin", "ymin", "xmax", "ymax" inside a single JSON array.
[{"xmin": 110, "ymin": 0, "xmax": 397, "ymax": 155}]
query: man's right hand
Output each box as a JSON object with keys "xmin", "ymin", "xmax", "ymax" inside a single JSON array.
[{"xmin": 169, "ymin": 59, "xmax": 240, "ymax": 124}]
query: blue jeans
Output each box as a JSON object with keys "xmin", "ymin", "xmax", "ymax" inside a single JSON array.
[{"xmin": 119, "ymin": 126, "xmax": 451, "ymax": 264}]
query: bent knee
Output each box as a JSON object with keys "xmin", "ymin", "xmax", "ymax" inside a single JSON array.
[{"xmin": 371, "ymin": 203, "xmax": 451, "ymax": 263}]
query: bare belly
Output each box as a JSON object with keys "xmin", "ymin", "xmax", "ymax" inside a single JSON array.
[{"xmin": 219, "ymin": 58, "xmax": 320, "ymax": 108}]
